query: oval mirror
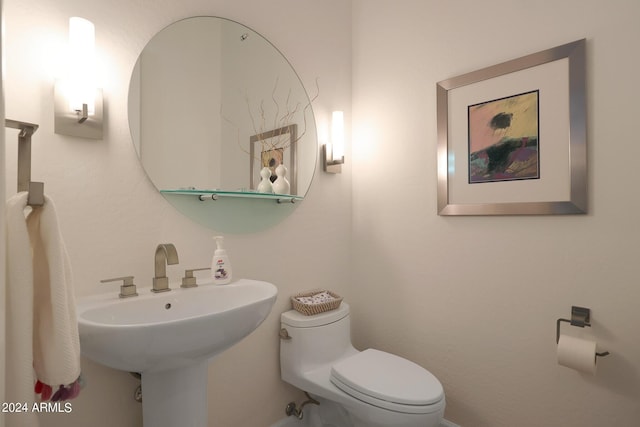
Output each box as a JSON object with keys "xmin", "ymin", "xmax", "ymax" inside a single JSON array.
[{"xmin": 128, "ymin": 16, "xmax": 317, "ymax": 233}]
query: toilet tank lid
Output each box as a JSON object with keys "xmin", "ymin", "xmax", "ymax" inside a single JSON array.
[{"xmin": 281, "ymin": 302, "xmax": 350, "ymax": 327}]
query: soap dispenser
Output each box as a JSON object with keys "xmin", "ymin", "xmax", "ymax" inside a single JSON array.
[{"xmin": 211, "ymin": 236, "xmax": 232, "ymax": 285}]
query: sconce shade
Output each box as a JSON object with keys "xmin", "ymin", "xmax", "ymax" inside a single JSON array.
[
  {"xmin": 68, "ymin": 17, "xmax": 96, "ymax": 114},
  {"xmin": 323, "ymin": 110, "xmax": 345, "ymax": 173},
  {"xmin": 331, "ymin": 111, "xmax": 344, "ymax": 160},
  {"xmin": 54, "ymin": 17, "xmax": 103, "ymax": 139}
]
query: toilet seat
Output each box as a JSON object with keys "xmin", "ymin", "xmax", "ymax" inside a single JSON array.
[{"xmin": 330, "ymin": 349, "xmax": 444, "ymax": 414}]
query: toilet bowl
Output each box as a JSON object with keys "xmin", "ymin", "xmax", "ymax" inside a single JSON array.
[{"xmin": 280, "ymin": 303, "xmax": 445, "ymax": 427}]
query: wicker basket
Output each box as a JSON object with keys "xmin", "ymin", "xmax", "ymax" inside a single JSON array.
[{"xmin": 291, "ymin": 289, "xmax": 343, "ymax": 316}]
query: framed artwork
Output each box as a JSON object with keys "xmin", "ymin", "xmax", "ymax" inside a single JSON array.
[
  {"xmin": 249, "ymin": 124, "xmax": 298, "ymax": 194},
  {"xmin": 437, "ymin": 39, "xmax": 587, "ymax": 215},
  {"xmin": 260, "ymin": 147, "xmax": 284, "ymax": 182}
]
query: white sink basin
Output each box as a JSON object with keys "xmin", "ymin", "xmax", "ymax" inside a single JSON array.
[
  {"xmin": 77, "ymin": 279, "xmax": 277, "ymax": 373},
  {"xmin": 78, "ymin": 278, "xmax": 277, "ymax": 427}
]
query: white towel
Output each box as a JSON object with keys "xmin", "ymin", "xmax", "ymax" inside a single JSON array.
[
  {"xmin": 5, "ymin": 193, "xmax": 81, "ymax": 424},
  {"xmin": 27, "ymin": 194, "xmax": 80, "ymax": 388},
  {"xmin": 6, "ymin": 192, "xmax": 39, "ymax": 426}
]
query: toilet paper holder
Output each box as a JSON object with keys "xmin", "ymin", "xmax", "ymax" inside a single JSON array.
[{"xmin": 556, "ymin": 306, "xmax": 610, "ymax": 358}]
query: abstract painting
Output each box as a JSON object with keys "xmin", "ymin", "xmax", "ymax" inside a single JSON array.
[
  {"xmin": 436, "ymin": 39, "xmax": 587, "ymax": 215},
  {"xmin": 467, "ymin": 90, "xmax": 539, "ymax": 183}
]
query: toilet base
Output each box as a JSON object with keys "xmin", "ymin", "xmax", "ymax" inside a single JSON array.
[
  {"xmin": 310, "ymin": 397, "xmax": 352, "ymax": 426},
  {"xmin": 271, "ymin": 405, "xmax": 458, "ymax": 427},
  {"xmin": 302, "ymin": 395, "xmax": 445, "ymax": 427}
]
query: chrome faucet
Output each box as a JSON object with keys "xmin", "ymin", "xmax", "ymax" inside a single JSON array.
[{"xmin": 152, "ymin": 243, "xmax": 179, "ymax": 293}]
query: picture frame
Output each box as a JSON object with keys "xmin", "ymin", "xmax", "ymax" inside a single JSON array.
[
  {"xmin": 436, "ymin": 39, "xmax": 587, "ymax": 215},
  {"xmin": 249, "ymin": 124, "xmax": 298, "ymax": 194}
]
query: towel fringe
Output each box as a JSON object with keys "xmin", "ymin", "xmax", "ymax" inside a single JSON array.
[{"xmin": 35, "ymin": 374, "xmax": 84, "ymax": 402}]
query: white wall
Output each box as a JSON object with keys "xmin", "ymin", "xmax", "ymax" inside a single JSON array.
[
  {"xmin": 0, "ymin": 1, "xmax": 6, "ymax": 426},
  {"xmin": 3, "ymin": 0, "xmax": 351, "ymax": 426},
  {"xmin": 351, "ymin": 1, "xmax": 640, "ymax": 426}
]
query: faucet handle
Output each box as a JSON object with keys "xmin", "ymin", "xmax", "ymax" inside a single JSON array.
[
  {"xmin": 181, "ymin": 268, "xmax": 211, "ymax": 288},
  {"xmin": 101, "ymin": 276, "xmax": 139, "ymax": 298}
]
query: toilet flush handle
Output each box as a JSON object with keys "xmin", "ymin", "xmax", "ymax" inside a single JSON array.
[{"xmin": 279, "ymin": 328, "xmax": 292, "ymax": 340}]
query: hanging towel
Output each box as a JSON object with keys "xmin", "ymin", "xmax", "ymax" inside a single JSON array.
[
  {"xmin": 26, "ymin": 194, "xmax": 81, "ymax": 389},
  {"xmin": 6, "ymin": 192, "xmax": 39, "ymax": 426},
  {"xmin": 5, "ymin": 192, "xmax": 81, "ymax": 426}
]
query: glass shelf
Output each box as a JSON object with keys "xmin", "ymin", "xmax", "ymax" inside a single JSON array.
[{"xmin": 160, "ymin": 189, "xmax": 303, "ymax": 203}]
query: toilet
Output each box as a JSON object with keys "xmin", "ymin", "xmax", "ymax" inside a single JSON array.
[{"xmin": 280, "ymin": 302, "xmax": 445, "ymax": 427}]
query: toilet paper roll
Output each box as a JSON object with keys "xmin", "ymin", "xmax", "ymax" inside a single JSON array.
[{"xmin": 557, "ymin": 334, "xmax": 597, "ymax": 375}]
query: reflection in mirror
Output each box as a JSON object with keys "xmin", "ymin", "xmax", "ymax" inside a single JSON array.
[
  {"xmin": 249, "ymin": 124, "xmax": 298, "ymax": 194},
  {"xmin": 128, "ymin": 17, "xmax": 317, "ymax": 232}
]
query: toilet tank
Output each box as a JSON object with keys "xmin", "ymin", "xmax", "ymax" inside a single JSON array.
[{"xmin": 280, "ymin": 303, "xmax": 356, "ymax": 382}]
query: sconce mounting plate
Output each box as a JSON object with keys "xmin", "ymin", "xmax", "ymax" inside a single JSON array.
[
  {"xmin": 322, "ymin": 144, "xmax": 343, "ymax": 174},
  {"xmin": 54, "ymin": 81, "xmax": 103, "ymax": 139}
]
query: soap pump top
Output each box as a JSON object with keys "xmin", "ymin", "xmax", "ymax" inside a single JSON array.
[{"xmin": 211, "ymin": 235, "xmax": 232, "ymax": 285}]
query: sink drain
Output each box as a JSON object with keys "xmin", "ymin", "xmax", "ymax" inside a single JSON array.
[{"xmin": 165, "ymin": 303, "xmax": 172, "ymax": 309}]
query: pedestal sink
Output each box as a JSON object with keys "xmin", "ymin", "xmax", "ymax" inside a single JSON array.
[{"xmin": 77, "ymin": 279, "xmax": 277, "ymax": 427}]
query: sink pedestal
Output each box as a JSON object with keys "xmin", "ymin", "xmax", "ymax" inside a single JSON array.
[{"xmin": 141, "ymin": 361, "xmax": 209, "ymax": 427}]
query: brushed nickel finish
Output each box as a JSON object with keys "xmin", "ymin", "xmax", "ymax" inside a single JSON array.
[
  {"xmin": 152, "ymin": 244, "xmax": 179, "ymax": 293},
  {"xmin": 436, "ymin": 39, "xmax": 587, "ymax": 215},
  {"xmin": 101, "ymin": 276, "xmax": 139, "ymax": 298},
  {"xmin": 5, "ymin": 119, "xmax": 44, "ymax": 207},
  {"xmin": 180, "ymin": 267, "xmax": 211, "ymax": 288}
]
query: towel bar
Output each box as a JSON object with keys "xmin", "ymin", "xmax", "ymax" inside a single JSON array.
[{"xmin": 5, "ymin": 119, "xmax": 44, "ymax": 206}]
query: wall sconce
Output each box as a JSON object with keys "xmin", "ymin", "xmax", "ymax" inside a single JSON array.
[
  {"xmin": 54, "ymin": 17, "xmax": 103, "ymax": 139},
  {"xmin": 322, "ymin": 111, "xmax": 345, "ymax": 173}
]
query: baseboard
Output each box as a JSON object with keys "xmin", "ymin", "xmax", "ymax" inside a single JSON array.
[{"xmin": 441, "ymin": 420, "xmax": 461, "ymax": 427}]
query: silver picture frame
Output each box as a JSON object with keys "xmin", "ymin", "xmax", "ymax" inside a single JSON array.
[{"xmin": 437, "ymin": 39, "xmax": 587, "ymax": 215}]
